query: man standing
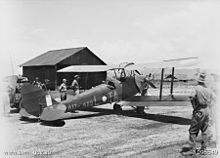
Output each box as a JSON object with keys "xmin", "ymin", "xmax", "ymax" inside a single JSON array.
[
  {"xmin": 32, "ymin": 77, "xmax": 42, "ymax": 89},
  {"xmin": 181, "ymin": 72, "xmax": 214, "ymax": 155},
  {"xmin": 71, "ymin": 75, "xmax": 80, "ymax": 95},
  {"xmin": 59, "ymin": 78, "xmax": 67, "ymax": 101}
]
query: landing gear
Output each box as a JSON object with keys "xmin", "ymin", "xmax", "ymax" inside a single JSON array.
[
  {"xmin": 136, "ymin": 106, "xmax": 145, "ymax": 114},
  {"xmin": 113, "ymin": 103, "xmax": 122, "ymax": 112}
]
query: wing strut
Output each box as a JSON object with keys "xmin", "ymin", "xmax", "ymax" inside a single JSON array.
[
  {"xmin": 159, "ymin": 68, "xmax": 164, "ymax": 100},
  {"xmin": 170, "ymin": 67, "xmax": 175, "ymax": 96}
]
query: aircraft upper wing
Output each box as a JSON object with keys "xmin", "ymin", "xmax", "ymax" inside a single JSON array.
[
  {"xmin": 57, "ymin": 57, "xmax": 198, "ymax": 73},
  {"xmin": 125, "ymin": 57, "xmax": 199, "ymax": 70},
  {"xmin": 57, "ymin": 65, "xmax": 120, "ymax": 72}
]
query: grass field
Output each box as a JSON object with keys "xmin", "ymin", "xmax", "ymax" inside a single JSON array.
[
  {"xmin": 0, "ymin": 78, "xmax": 218, "ymax": 158},
  {"xmin": 0, "ymin": 102, "xmax": 217, "ymax": 158}
]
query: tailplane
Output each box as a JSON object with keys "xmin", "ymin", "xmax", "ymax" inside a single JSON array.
[{"xmin": 20, "ymin": 83, "xmax": 66, "ymax": 121}]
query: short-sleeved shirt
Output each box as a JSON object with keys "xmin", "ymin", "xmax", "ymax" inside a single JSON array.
[
  {"xmin": 33, "ymin": 81, "xmax": 42, "ymax": 88},
  {"xmin": 191, "ymin": 85, "xmax": 214, "ymax": 106},
  {"xmin": 71, "ymin": 80, "xmax": 79, "ymax": 90},
  {"xmin": 59, "ymin": 83, "xmax": 67, "ymax": 92}
]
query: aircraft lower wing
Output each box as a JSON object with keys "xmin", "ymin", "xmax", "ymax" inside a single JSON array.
[{"xmin": 119, "ymin": 95, "xmax": 190, "ymax": 107}]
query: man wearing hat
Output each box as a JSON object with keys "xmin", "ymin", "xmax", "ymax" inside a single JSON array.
[
  {"xmin": 59, "ymin": 78, "xmax": 67, "ymax": 101},
  {"xmin": 181, "ymin": 72, "xmax": 214, "ymax": 156},
  {"xmin": 32, "ymin": 77, "xmax": 42, "ymax": 89},
  {"xmin": 71, "ymin": 75, "xmax": 80, "ymax": 96}
]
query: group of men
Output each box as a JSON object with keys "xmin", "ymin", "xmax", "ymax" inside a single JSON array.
[
  {"xmin": 32, "ymin": 77, "xmax": 49, "ymax": 90},
  {"xmin": 59, "ymin": 75, "xmax": 80, "ymax": 101},
  {"xmin": 31, "ymin": 75, "xmax": 80, "ymax": 101}
]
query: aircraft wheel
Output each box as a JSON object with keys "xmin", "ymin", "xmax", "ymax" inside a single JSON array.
[
  {"xmin": 136, "ymin": 106, "xmax": 145, "ymax": 114},
  {"xmin": 113, "ymin": 103, "xmax": 122, "ymax": 112}
]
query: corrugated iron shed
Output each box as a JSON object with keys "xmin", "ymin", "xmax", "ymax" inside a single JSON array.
[
  {"xmin": 21, "ymin": 47, "xmax": 107, "ymax": 90},
  {"xmin": 20, "ymin": 47, "xmax": 103, "ymax": 66}
]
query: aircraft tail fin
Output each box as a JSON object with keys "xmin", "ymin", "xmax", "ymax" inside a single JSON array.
[
  {"xmin": 21, "ymin": 83, "xmax": 48, "ymax": 117},
  {"xmin": 21, "ymin": 83, "xmax": 67, "ymax": 121}
]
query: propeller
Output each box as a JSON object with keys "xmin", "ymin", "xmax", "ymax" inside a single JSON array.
[
  {"xmin": 134, "ymin": 70, "xmax": 142, "ymax": 75},
  {"xmin": 118, "ymin": 62, "xmax": 156, "ymax": 93},
  {"xmin": 144, "ymin": 79, "xmax": 157, "ymax": 89},
  {"xmin": 134, "ymin": 74, "xmax": 157, "ymax": 94}
]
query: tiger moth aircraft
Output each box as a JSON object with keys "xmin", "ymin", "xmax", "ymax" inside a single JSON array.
[{"xmin": 19, "ymin": 57, "xmax": 198, "ymax": 121}]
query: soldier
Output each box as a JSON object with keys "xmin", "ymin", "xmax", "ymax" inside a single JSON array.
[
  {"xmin": 42, "ymin": 79, "xmax": 50, "ymax": 91},
  {"xmin": 59, "ymin": 78, "xmax": 67, "ymax": 101},
  {"xmin": 32, "ymin": 77, "xmax": 42, "ymax": 89},
  {"xmin": 71, "ymin": 75, "xmax": 80, "ymax": 95},
  {"xmin": 181, "ymin": 72, "xmax": 214, "ymax": 156}
]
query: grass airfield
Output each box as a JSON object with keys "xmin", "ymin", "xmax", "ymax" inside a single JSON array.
[{"xmin": 0, "ymin": 102, "xmax": 217, "ymax": 158}]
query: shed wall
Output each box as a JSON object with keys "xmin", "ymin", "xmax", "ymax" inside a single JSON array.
[
  {"xmin": 22, "ymin": 48, "xmax": 106, "ymax": 90},
  {"xmin": 57, "ymin": 72, "xmax": 106, "ymax": 90},
  {"xmin": 23, "ymin": 66, "xmax": 56, "ymax": 90}
]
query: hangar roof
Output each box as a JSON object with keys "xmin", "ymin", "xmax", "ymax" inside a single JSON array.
[{"xmin": 20, "ymin": 47, "xmax": 100, "ymax": 66}]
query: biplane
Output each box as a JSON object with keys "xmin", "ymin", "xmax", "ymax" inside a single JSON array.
[{"xmin": 19, "ymin": 57, "xmax": 198, "ymax": 121}]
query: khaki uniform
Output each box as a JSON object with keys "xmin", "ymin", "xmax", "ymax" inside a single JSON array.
[
  {"xmin": 71, "ymin": 79, "xmax": 79, "ymax": 95},
  {"xmin": 32, "ymin": 80, "xmax": 42, "ymax": 89},
  {"xmin": 59, "ymin": 83, "xmax": 67, "ymax": 101},
  {"xmin": 189, "ymin": 84, "xmax": 214, "ymax": 149}
]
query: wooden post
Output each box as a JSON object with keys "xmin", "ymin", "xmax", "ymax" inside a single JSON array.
[
  {"xmin": 85, "ymin": 72, "xmax": 88, "ymax": 89},
  {"xmin": 159, "ymin": 68, "xmax": 164, "ymax": 101},
  {"xmin": 170, "ymin": 67, "xmax": 175, "ymax": 96}
]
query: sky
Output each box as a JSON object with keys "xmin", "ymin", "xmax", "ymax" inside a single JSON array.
[{"xmin": 1, "ymin": 0, "xmax": 220, "ymax": 76}]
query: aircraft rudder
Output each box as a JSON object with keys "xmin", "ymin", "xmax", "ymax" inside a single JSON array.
[{"xmin": 20, "ymin": 83, "xmax": 47, "ymax": 117}]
